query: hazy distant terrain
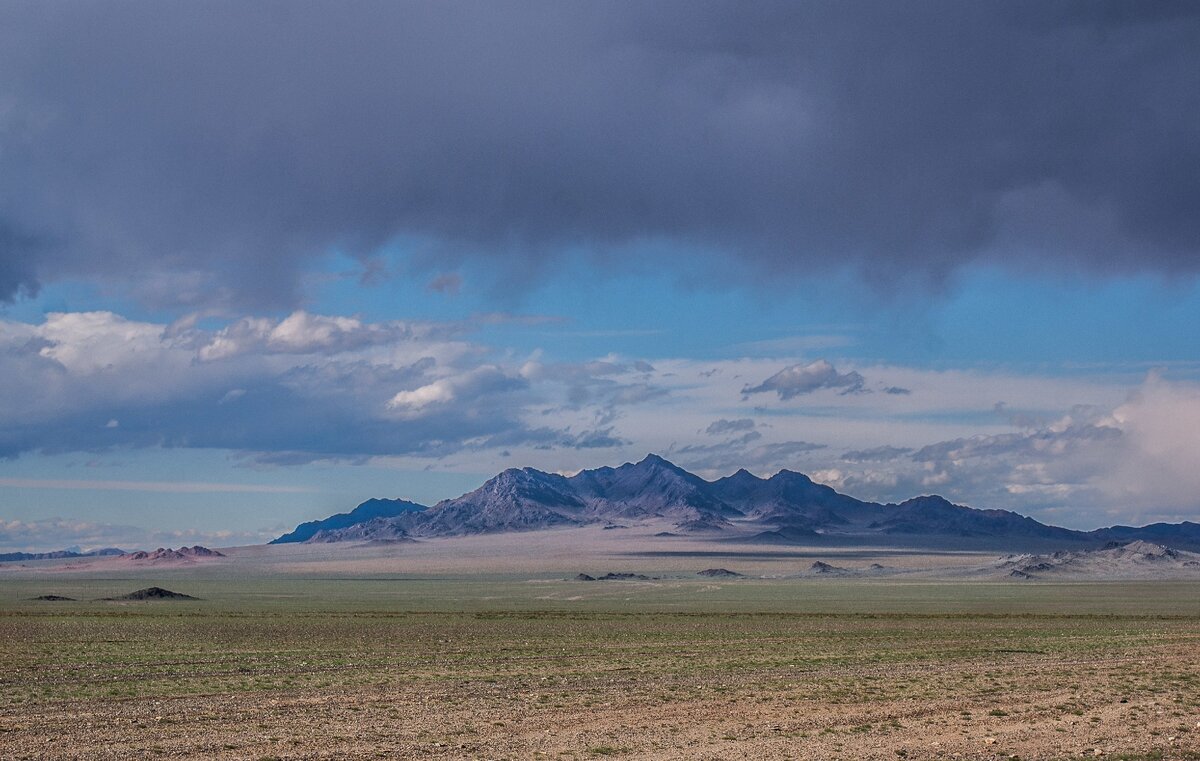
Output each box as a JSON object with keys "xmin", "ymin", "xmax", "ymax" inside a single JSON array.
[{"xmin": 8, "ymin": 520, "xmax": 1200, "ymax": 585}]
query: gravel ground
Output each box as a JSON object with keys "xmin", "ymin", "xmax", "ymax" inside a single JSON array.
[{"xmin": 2, "ymin": 607, "xmax": 1197, "ymax": 760}]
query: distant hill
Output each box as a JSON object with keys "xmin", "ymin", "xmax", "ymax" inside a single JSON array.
[
  {"xmin": 0, "ymin": 547, "xmax": 125, "ymax": 563},
  {"xmin": 272, "ymin": 454, "xmax": 1200, "ymax": 550}
]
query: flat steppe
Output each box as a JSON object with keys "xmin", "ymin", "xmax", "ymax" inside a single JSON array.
[{"xmin": 1, "ymin": 525, "xmax": 1198, "ymax": 759}]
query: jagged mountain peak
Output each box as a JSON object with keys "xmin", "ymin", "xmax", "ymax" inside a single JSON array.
[
  {"xmin": 709, "ymin": 469, "xmax": 765, "ymax": 504},
  {"xmin": 456, "ymin": 467, "xmax": 580, "ymax": 507},
  {"xmin": 718, "ymin": 468, "xmax": 764, "ymax": 484},
  {"xmin": 618, "ymin": 453, "xmax": 706, "ymax": 480},
  {"xmin": 573, "ymin": 454, "xmax": 695, "ymax": 487},
  {"xmin": 569, "ymin": 453, "xmax": 739, "ymax": 519},
  {"xmin": 483, "ymin": 466, "xmax": 565, "ymax": 488},
  {"xmin": 895, "ymin": 495, "xmax": 958, "ymax": 509},
  {"xmin": 603, "ymin": 454, "xmax": 697, "ymax": 480},
  {"xmin": 710, "ymin": 467, "xmax": 855, "ymax": 526},
  {"xmin": 770, "ymin": 469, "xmax": 812, "ymax": 482},
  {"xmin": 636, "ymin": 453, "xmax": 675, "ymax": 468}
]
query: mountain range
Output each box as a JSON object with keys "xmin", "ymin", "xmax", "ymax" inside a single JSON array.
[{"xmin": 271, "ymin": 454, "xmax": 1200, "ymax": 550}]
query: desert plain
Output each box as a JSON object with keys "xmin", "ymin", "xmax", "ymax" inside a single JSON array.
[{"xmin": 1, "ymin": 524, "xmax": 1198, "ymax": 760}]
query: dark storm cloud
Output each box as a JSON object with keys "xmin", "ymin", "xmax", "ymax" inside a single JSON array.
[{"xmin": 1, "ymin": 1, "xmax": 1198, "ymax": 307}]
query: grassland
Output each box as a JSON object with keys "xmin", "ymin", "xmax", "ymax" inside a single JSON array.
[{"xmin": 1, "ymin": 573, "xmax": 1198, "ymax": 760}]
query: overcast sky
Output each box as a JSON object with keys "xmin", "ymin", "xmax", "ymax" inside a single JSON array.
[{"xmin": 1, "ymin": 1, "xmax": 1199, "ymax": 550}]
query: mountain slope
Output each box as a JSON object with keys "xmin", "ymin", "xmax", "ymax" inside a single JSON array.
[
  {"xmin": 868, "ymin": 495, "xmax": 1082, "ymax": 540},
  {"xmin": 270, "ymin": 498, "xmax": 427, "ymax": 544},
  {"xmin": 1089, "ymin": 521, "xmax": 1200, "ymax": 547},
  {"xmin": 568, "ymin": 454, "xmax": 740, "ymax": 521},
  {"xmin": 710, "ymin": 469, "xmax": 858, "ymax": 526},
  {"xmin": 412, "ymin": 468, "xmax": 587, "ymax": 537}
]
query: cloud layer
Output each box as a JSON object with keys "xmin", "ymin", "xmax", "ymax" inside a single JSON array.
[
  {"xmin": 0, "ymin": 310, "xmax": 532, "ymax": 462},
  {"xmin": 0, "ymin": 517, "xmax": 270, "ymax": 553},
  {"xmin": 7, "ymin": 308, "xmax": 1200, "ymax": 528},
  {"xmin": 1, "ymin": 2, "xmax": 1198, "ymax": 307}
]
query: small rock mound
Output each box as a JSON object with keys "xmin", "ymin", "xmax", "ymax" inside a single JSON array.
[
  {"xmin": 574, "ymin": 573, "xmax": 597, "ymax": 581},
  {"xmin": 31, "ymin": 594, "xmax": 76, "ymax": 601},
  {"xmin": 596, "ymin": 572, "xmax": 652, "ymax": 581},
  {"xmin": 807, "ymin": 561, "xmax": 853, "ymax": 576},
  {"xmin": 697, "ymin": 568, "xmax": 743, "ymax": 578},
  {"xmin": 103, "ymin": 587, "xmax": 198, "ymax": 601}
]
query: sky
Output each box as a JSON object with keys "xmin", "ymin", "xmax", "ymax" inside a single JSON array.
[{"xmin": 1, "ymin": 1, "xmax": 1199, "ymax": 551}]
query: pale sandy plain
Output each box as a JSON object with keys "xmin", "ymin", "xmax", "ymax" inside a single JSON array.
[{"xmin": 0, "ymin": 521, "xmax": 1050, "ymax": 577}]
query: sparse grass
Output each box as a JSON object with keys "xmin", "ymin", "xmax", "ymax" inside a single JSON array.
[
  {"xmin": 588, "ymin": 746, "xmax": 630, "ymax": 756},
  {"xmin": 0, "ymin": 576, "xmax": 1197, "ymax": 758}
]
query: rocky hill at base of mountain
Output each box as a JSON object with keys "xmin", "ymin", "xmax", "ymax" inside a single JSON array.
[{"xmin": 998, "ymin": 540, "xmax": 1200, "ymax": 580}]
